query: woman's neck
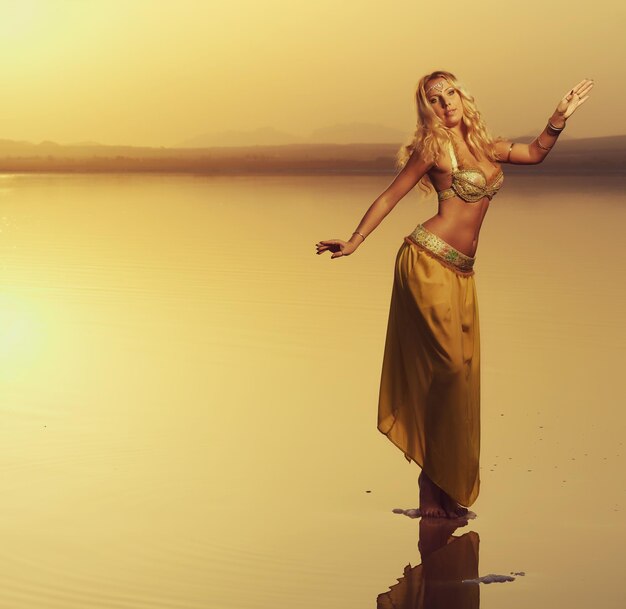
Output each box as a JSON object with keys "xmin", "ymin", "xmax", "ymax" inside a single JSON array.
[{"xmin": 448, "ymin": 122, "xmax": 467, "ymax": 140}]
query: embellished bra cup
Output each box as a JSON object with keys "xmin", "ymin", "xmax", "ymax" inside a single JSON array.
[
  {"xmin": 450, "ymin": 167, "xmax": 504, "ymax": 202},
  {"xmin": 437, "ymin": 141, "xmax": 504, "ymax": 203}
]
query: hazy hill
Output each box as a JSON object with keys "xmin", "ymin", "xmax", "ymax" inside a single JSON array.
[
  {"xmin": 176, "ymin": 127, "xmax": 304, "ymax": 148},
  {"xmin": 305, "ymin": 122, "xmax": 406, "ymax": 144},
  {"xmin": 0, "ymin": 134, "xmax": 623, "ymax": 175},
  {"xmin": 175, "ymin": 122, "xmax": 407, "ymax": 147}
]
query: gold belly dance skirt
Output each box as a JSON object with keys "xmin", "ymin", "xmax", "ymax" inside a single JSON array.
[{"xmin": 377, "ymin": 224, "xmax": 480, "ymax": 507}]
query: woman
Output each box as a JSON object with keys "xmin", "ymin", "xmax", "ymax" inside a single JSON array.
[{"xmin": 315, "ymin": 70, "xmax": 593, "ymax": 518}]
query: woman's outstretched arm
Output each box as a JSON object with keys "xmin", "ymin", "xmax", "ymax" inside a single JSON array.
[
  {"xmin": 316, "ymin": 151, "xmax": 433, "ymax": 259},
  {"xmin": 495, "ymin": 78, "xmax": 594, "ymax": 165}
]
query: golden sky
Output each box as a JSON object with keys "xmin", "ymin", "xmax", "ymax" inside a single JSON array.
[{"xmin": 1, "ymin": 0, "xmax": 623, "ymax": 147}]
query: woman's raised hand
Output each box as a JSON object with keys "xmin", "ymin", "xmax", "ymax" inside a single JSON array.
[
  {"xmin": 315, "ymin": 239, "xmax": 357, "ymax": 259},
  {"xmin": 555, "ymin": 79, "xmax": 594, "ymax": 121}
]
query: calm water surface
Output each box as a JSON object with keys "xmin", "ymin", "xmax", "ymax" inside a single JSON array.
[{"xmin": 1, "ymin": 173, "xmax": 625, "ymax": 608}]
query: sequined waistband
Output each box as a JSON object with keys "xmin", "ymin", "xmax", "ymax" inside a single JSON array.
[{"xmin": 405, "ymin": 224, "xmax": 476, "ymax": 275}]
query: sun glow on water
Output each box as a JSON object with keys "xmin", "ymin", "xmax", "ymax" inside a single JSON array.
[{"xmin": 0, "ymin": 295, "xmax": 42, "ymax": 367}]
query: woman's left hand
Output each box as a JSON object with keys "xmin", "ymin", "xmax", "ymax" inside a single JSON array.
[{"xmin": 555, "ymin": 79, "xmax": 594, "ymax": 121}]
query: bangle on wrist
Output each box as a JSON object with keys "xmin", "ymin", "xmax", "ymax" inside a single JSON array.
[
  {"xmin": 352, "ymin": 231, "xmax": 366, "ymax": 242},
  {"xmin": 548, "ymin": 119, "xmax": 565, "ymax": 132}
]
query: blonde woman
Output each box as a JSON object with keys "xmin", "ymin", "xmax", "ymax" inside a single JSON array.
[{"xmin": 315, "ymin": 70, "xmax": 593, "ymax": 518}]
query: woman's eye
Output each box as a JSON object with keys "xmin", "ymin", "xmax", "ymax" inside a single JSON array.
[{"xmin": 448, "ymin": 89, "xmax": 455, "ymax": 95}]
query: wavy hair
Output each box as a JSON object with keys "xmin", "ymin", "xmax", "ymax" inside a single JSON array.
[{"xmin": 396, "ymin": 70, "xmax": 503, "ymax": 194}]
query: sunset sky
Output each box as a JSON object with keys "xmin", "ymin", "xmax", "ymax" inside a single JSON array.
[{"xmin": 1, "ymin": 0, "xmax": 623, "ymax": 147}]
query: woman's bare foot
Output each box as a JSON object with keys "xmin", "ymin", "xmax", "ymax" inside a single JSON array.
[
  {"xmin": 418, "ymin": 471, "xmax": 447, "ymax": 518},
  {"xmin": 440, "ymin": 490, "xmax": 469, "ymax": 519}
]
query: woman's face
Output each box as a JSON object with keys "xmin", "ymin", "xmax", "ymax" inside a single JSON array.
[{"xmin": 425, "ymin": 78, "xmax": 463, "ymax": 126}]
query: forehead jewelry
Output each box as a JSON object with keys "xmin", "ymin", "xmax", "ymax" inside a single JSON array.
[{"xmin": 425, "ymin": 80, "xmax": 450, "ymax": 95}]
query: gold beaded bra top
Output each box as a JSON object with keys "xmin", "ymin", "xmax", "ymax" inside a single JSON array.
[{"xmin": 437, "ymin": 141, "xmax": 504, "ymax": 203}]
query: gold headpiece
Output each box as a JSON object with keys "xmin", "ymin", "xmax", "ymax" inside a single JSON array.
[{"xmin": 425, "ymin": 80, "xmax": 450, "ymax": 96}]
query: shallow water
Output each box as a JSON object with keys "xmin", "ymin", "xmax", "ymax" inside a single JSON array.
[{"xmin": 1, "ymin": 172, "xmax": 625, "ymax": 608}]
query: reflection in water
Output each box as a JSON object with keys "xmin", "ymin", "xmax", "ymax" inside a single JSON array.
[
  {"xmin": 378, "ymin": 519, "xmax": 479, "ymax": 609},
  {"xmin": 1, "ymin": 174, "xmax": 624, "ymax": 607}
]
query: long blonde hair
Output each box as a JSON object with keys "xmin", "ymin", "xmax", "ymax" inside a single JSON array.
[{"xmin": 397, "ymin": 70, "xmax": 503, "ymax": 194}]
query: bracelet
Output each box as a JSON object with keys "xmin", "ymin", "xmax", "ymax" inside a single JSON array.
[
  {"xmin": 507, "ymin": 142, "xmax": 514, "ymax": 162},
  {"xmin": 535, "ymin": 135, "xmax": 553, "ymax": 151},
  {"xmin": 546, "ymin": 125, "xmax": 561, "ymax": 137},
  {"xmin": 353, "ymin": 231, "xmax": 366, "ymax": 241},
  {"xmin": 547, "ymin": 119, "xmax": 565, "ymax": 133}
]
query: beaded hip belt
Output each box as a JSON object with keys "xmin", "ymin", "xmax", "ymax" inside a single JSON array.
[{"xmin": 405, "ymin": 224, "xmax": 475, "ymax": 274}]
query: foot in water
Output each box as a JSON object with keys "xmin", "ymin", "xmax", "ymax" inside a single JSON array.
[
  {"xmin": 418, "ymin": 471, "xmax": 446, "ymax": 518},
  {"xmin": 440, "ymin": 490, "xmax": 470, "ymax": 519}
]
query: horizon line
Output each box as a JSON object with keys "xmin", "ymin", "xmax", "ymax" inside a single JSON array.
[{"xmin": 2, "ymin": 132, "xmax": 626, "ymax": 151}]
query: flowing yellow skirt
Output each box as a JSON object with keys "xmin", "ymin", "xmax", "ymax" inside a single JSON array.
[{"xmin": 377, "ymin": 225, "xmax": 481, "ymax": 507}]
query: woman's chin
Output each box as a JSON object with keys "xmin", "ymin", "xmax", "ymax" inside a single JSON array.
[{"xmin": 444, "ymin": 120, "xmax": 463, "ymax": 132}]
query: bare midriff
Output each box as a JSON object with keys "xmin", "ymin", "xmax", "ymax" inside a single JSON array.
[{"xmin": 420, "ymin": 195, "xmax": 491, "ymax": 258}]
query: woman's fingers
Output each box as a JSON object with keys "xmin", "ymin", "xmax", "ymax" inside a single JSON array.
[
  {"xmin": 316, "ymin": 239, "xmax": 345, "ymax": 255},
  {"xmin": 568, "ymin": 79, "xmax": 594, "ymax": 99},
  {"xmin": 559, "ymin": 79, "xmax": 594, "ymax": 117},
  {"xmin": 317, "ymin": 239, "xmax": 354, "ymax": 259},
  {"xmin": 572, "ymin": 78, "xmax": 593, "ymax": 92},
  {"xmin": 576, "ymin": 81, "xmax": 594, "ymax": 96},
  {"xmin": 566, "ymin": 79, "xmax": 590, "ymax": 95}
]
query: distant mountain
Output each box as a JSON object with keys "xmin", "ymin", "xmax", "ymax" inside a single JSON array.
[
  {"xmin": 0, "ymin": 134, "xmax": 624, "ymax": 175},
  {"xmin": 176, "ymin": 123, "xmax": 581, "ymax": 149},
  {"xmin": 508, "ymin": 132, "xmax": 574, "ymax": 141},
  {"xmin": 67, "ymin": 140, "xmax": 104, "ymax": 147},
  {"xmin": 176, "ymin": 122, "xmax": 407, "ymax": 148},
  {"xmin": 176, "ymin": 127, "xmax": 304, "ymax": 148},
  {"xmin": 307, "ymin": 122, "xmax": 407, "ymax": 144}
]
